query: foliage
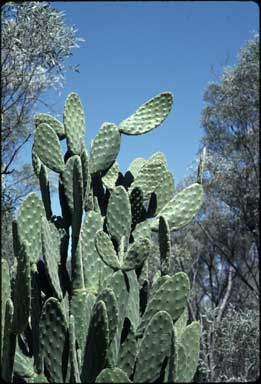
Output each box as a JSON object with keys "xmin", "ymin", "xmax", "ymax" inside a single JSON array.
[
  {"xmin": 1, "ymin": 1, "xmax": 83, "ymax": 203},
  {"xmin": 1, "ymin": 1, "xmax": 83, "ymax": 267},
  {"xmin": 198, "ymin": 304, "xmax": 259, "ymax": 382},
  {"xmin": 165, "ymin": 34, "xmax": 260, "ymax": 382}
]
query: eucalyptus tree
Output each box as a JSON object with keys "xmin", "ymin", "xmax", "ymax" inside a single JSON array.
[
  {"xmin": 1, "ymin": 1, "xmax": 83, "ymax": 263},
  {"xmin": 1, "ymin": 1, "xmax": 83, "ymax": 207}
]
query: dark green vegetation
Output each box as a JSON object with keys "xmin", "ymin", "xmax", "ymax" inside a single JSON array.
[
  {"xmin": 163, "ymin": 34, "xmax": 259, "ymax": 382},
  {"xmin": 1, "ymin": 92, "xmax": 205, "ymax": 383}
]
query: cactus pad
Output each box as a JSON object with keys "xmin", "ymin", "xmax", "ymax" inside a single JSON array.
[
  {"xmin": 17, "ymin": 192, "xmax": 45, "ymax": 264},
  {"xmin": 81, "ymin": 300, "xmax": 109, "ymax": 382},
  {"xmin": 64, "ymin": 93, "xmax": 85, "ymax": 155},
  {"xmin": 39, "ymin": 298, "xmax": 69, "ymax": 383},
  {"xmin": 178, "ymin": 321, "xmax": 201, "ymax": 382},
  {"xmin": 122, "ymin": 237, "xmax": 151, "ymax": 271},
  {"xmin": 152, "ymin": 183, "xmax": 203, "ymax": 231},
  {"xmin": 96, "ymin": 367, "xmax": 131, "ymax": 383},
  {"xmin": 102, "ymin": 161, "xmax": 120, "ymax": 190},
  {"xmin": 34, "ymin": 123, "xmax": 64, "ymax": 173},
  {"xmin": 89, "ymin": 122, "xmax": 121, "ymax": 174},
  {"xmin": 134, "ymin": 311, "xmax": 173, "ymax": 382},
  {"xmin": 41, "ymin": 217, "xmax": 62, "ymax": 300},
  {"xmin": 35, "ymin": 113, "xmax": 65, "ymax": 140},
  {"xmin": 12, "ymin": 241, "xmax": 31, "ymax": 334},
  {"xmin": 137, "ymin": 272, "xmax": 190, "ymax": 335},
  {"xmin": 96, "ymin": 288, "xmax": 119, "ymax": 344},
  {"xmin": 119, "ymin": 92, "xmax": 173, "ymax": 135},
  {"xmin": 96, "ymin": 230, "xmax": 120, "ymax": 270},
  {"xmin": 107, "ymin": 186, "xmax": 131, "ymax": 245}
]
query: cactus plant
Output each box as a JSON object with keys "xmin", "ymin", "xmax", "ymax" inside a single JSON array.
[{"xmin": 1, "ymin": 91, "xmax": 205, "ymax": 383}]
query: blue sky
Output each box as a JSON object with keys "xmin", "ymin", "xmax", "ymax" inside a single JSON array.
[{"xmin": 36, "ymin": 1, "xmax": 258, "ymax": 214}]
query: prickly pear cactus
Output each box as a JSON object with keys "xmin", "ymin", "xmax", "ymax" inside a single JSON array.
[{"xmin": 1, "ymin": 91, "xmax": 205, "ymax": 383}]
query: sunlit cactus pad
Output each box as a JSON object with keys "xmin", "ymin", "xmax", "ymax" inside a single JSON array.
[
  {"xmin": 64, "ymin": 92, "xmax": 85, "ymax": 155},
  {"xmin": 2, "ymin": 90, "xmax": 205, "ymax": 383},
  {"xmin": 34, "ymin": 123, "xmax": 65, "ymax": 173},
  {"xmin": 35, "ymin": 113, "xmax": 65, "ymax": 140},
  {"xmin": 119, "ymin": 92, "xmax": 173, "ymax": 135}
]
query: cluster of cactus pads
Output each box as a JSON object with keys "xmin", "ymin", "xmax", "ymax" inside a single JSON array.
[{"xmin": 1, "ymin": 91, "xmax": 206, "ymax": 383}]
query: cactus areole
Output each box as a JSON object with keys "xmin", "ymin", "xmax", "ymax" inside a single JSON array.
[{"xmin": 1, "ymin": 91, "xmax": 205, "ymax": 383}]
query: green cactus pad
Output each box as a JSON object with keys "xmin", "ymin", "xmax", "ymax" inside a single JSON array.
[
  {"xmin": 2, "ymin": 299, "xmax": 16, "ymax": 383},
  {"xmin": 30, "ymin": 268, "xmax": 43, "ymax": 373},
  {"xmin": 134, "ymin": 311, "xmax": 173, "ymax": 383},
  {"xmin": 138, "ymin": 258, "xmax": 149, "ymax": 288},
  {"xmin": 174, "ymin": 307, "xmax": 188, "ymax": 340},
  {"xmin": 197, "ymin": 147, "xmax": 206, "ymax": 184},
  {"xmin": 81, "ymin": 148, "xmax": 90, "ymax": 198},
  {"xmin": 119, "ymin": 92, "xmax": 173, "ymax": 135},
  {"xmin": 102, "ymin": 161, "xmax": 120, "ymax": 190},
  {"xmin": 125, "ymin": 270, "xmax": 140, "ymax": 331},
  {"xmin": 69, "ymin": 315, "xmax": 80, "ymax": 383},
  {"xmin": 39, "ymin": 164, "xmax": 52, "ymax": 219},
  {"xmin": 14, "ymin": 351, "xmax": 35, "ymax": 379},
  {"xmin": 127, "ymin": 157, "xmax": 146, "ymax": 178},
  {"xmin": 1, "ymin": 258, "xmax": 10, "ymax": 359},
  {"xmin": 165, "ymin": 327, "xmax": 176, "ymax": 383},
  {"xmin": 34, "ymin": 123, "xmax": 64, "ymax": 173},
  {"xmin": 69, "ymin": 292, "xmax": 96, "ymax": 368},
  {"xmin": 96, "ymin": 367, "xmax": 131, "ymax": 383},
  {"xmin": 12, "ymin": 241, "xmax": 31, "ymax": 334},
  {"xmin": 151, "ymin": 274, "xmax": 170, "ymax": 296},
  {"xmin": 178, "ymin": 321, "xmax": 201, "ymax": 382},
  {"xmin": 39, "ymin": 298, "xmax": 69, "ymax": 383},
  {"xmin": 159, "ymin": 216, "xmax": 171, "ymax": 275},
  {"xmin": 81, "ymin": 210, "xmax": 104, "ymax": 293},
  {"xmin": 137, "ymin": 272, "xmax": 190, "ymax": 335},
  {"xmin": 35, "ymin": 113, "xmax": 65, "ymax": 140},
  {"xmin": 84, "ymin": 292, "xmax": 96, "ymax": 337},
  {"xmin": 89, "ymin": 122, "xmax": 121, "ymax": 174},
  {"xmin": 130, "ymin": 155, "xmax": 166, "ymax": 199},
  {"xmin": 174, "ymin": 342, "xmax": 187, "ymax": 382},
  {"xmin": 71, "ymin": 155, "xmax": 84, "ymax": 239},
  {"xmin": 61, "ymin": 155, "xmax": 78, "ymax": 212},
  {"xmin": 95, "ymin": 230, "xmax": 121, "ymax": 270},
  {"xmin": 128, "ymin": 157, "xmax": 146, "ymax": 179},
  {"xmin": 118, "ymin": 321, "xmax": 137, "ymax": 378},
  {"xmin": 70, "ymin": 291, "xmax": 90, "ymax": 357},
  {"xmin": 32, "ymin": 144, "xmax": 42, "ymax": 177},
  {"xmin": 106, "ymin": 271, "xmax": 129, "ymax": 366},
  {"xmin": 14, "ymin": 349, "xmax": 48, "ymax": 383},
  {"xmin": 41, "ymin": 217, "xmax": 62, "ymax": 300},
  {"xmin": 152, "ymin": 183, "xmax": 204, "ymax": 231},
  {"xmin": 107, "ymin": 186, "xmax": 131, "ymax": 245},
  {"xmin": 17, "ymin": 192, "xmax": 45, "ymax": 264},
  {"xmin": 28, "ymin": 372, "xmax": 49, "ymax": 383},
  {"xmin": 122, "ymin": 237, "xmax": 151, "ymax": 271},
  {"xmin": 71, "ymin": 241, "xmax": 85, "ymax": 291},
  {"xmin": 96, "ymin": 288, "xmax": 119, "ymax": 344},
  {"xmin": 81, "ymin": 300, "xmax": 109, "ymax": 383},
  {"xmin": 48, "ymin": 222, "xmax": 61, "ymax": 264},
  {"xmin": 64, "ymin": 92, "xmax": 85, "ymax": 155},
  {"xmin": 154, "ymin": 169, "xmax": 175, "ymax": 214},
  {"xmin": 149, "ymin": 151, "xmax": 168, "ymax": 164},
  {"xmin": 132, "ymin": 221, "xmax": 151, "ymax": 241}
]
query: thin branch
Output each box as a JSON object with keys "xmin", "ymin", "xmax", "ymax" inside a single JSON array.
[
  {"xmin": 196, "ymin": 220, "xmax": 259, "ymax": 297},
  {"xmin": 1, "ymin": 133, "xmax": 31, "ymax": 175}
]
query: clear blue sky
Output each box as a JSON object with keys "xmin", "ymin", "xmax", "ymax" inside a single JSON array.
[{"xmin": 37, "ymin": 1, "xmax": 258, "ymax": 214}]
